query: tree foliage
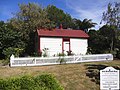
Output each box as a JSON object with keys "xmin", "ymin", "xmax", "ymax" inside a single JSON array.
[
  {"xmin": 9, "ymin": 3, "xmax": 51, "ymax": 55},
  {"xmin": 88, "ymin": 24, "xmax": 120, "ymax": 58},
  {"xmin": 102, "ymin": 2, "xmax": 120, "ymax": 53},
  {"xmin": 0, "ymin": 21, "xmax": 25, "ymax": 59},
  {"xmin": 10, "ymin": 3, "xmax": 50, "ymax": 39},
  {"xmin": 88, "ymin": 29, "xmax": 101, "ymax": 54},
  {"xmin": 72, "ymin": 18, "xmax": 97, "ymax": 32},
  {"xmin": 102, "ymin": 2, "xmax": 120, "ymax": 27},
  {"xmin": 46, "ymin": 5, "xmax": 73, "ymax": 29}
]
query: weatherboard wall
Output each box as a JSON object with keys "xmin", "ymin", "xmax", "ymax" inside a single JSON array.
[
  {"xmin": 39, "ymin": 37, "xmax": 88, "ymax": 56},
  {"xmin": 70, "ymin": 38, "xmax": 88, "ymax": 55},
  {"xmin": 40, "ymin": 37, "xmax": 62, "ymax": 56}
]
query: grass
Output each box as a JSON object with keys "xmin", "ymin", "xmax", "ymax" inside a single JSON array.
[{"xmin": 0, "ymin": 60, "xmax": 120, "ymax": 90}]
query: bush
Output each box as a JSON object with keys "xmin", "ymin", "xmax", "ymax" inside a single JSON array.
[
  {"xmin": 34, "ymin": 74, "xmax": 63, "ymax": 90},
  {"xmin": 116, "ymin": 51, "xmax": 120, "ymax": 59},
  {"xmin": 0, "ymin": 74, "xmax": 64, "ymax": 90},
  {"xmin": 0, "ymin": 59, "xmax": 9, "ymax": 66},
  {"xmin": 66, "ymin": 51, "xmax": 74, "ymax": 56},
  {"xmin": 0, "ymin": 78, "xmax": 21, "ymax": 90},
  {"xmin": 57, "ymin": 53, "xmax": 66, "ymax": 56},
  {"xmin": 32, "ymin": 52, "xmax": 42, "ymax": 57},
  {"xmin": 20, "ymin": 76, "xmax": 35, "ymax": 90},
  {"xmin": 2, "ymin": 47, "xmax": 24, "ymax": 59}
]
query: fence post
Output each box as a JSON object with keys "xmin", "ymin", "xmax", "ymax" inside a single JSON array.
[
  {"xmin": 34, "ymin": 58, "xmax": 36, "ymax": 65},
  {"xmin": 10, "ymin": 54, "xmax": 14, "ymax": 67},
  {"xmin": 74, "ymin": 55, "xmax": 75, "ymax": 63},
  {"xmin": 80, "ymin": 56, "xmax": 82, "ymax": 62}
]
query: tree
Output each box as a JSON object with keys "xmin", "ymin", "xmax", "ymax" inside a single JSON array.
[
  {"xmin": 0, "ymin": 21, "xmax": 25, "ymax": 59},
  {"xmin": 80, "ymin": 19, "xmax": 97, "ymax": 32},
  {"xmin": 9, "ymin": 3, "xmax": 51, "ymax": 55},
  {"xmin": 102, "ymin": 2, "xmax": 120, "ymax": 27},
  {"xmin": 72, "ymin": 18, "xmax": 97, "ymax": 32},
  {"xmin": 88, "ymin": 25, "xmax": 118, "ymax": 54},
  {"xmin": 102, "ymin": 2, "xmax": 120, "ymax": 52},
  {"xmin": 46, "ymin": 5, "xmax": 73, "ymax": 29},
  {"xmin": 88, "ymin": 29, "xmax": 103, "ymax": 54},
  {"xmin": 88, "ymin": 24, "xmax": 120, "ymax": 58},
  {"xmin": 72, "ymin": 18, "xmax": 82, "ymax": 29},
  {"xmin": 99, "ymin": 25, "xmax": 113, "ymax": 52}
]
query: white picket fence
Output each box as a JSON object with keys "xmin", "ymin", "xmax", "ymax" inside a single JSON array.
[{"xmin": 10, "ymin": 54, "xmax": 113, "ymax": 67}]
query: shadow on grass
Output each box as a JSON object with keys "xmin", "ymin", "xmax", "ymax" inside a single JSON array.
[{"xmin": 85, "ymin": 64, "xmax": 120, "ymax": 85}]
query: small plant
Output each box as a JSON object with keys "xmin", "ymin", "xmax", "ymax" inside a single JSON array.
[
  {"xmin": 33, "ymin": 52, "xmax": 42, "ymax": 57},
  {"xmin": 60, "ymin": 58, "xmax": 66, "ymax": 64},
  {"xmin": 57, "ymin": 53, "xmax": 66, "ymax": 56},
  {"xmin": 57, "ymin": 53, "xmax": 66, "ymax": 64},
  {"xmin": 86, "ymin": 47, "xmax": 92, "ymax": 54},
  {"xmin": 67, "ymin": 50, "xmax": 74, "ymax": 56},
  {"xmin": 0, "ymin": 59, "xmax": 10, "ymax": 66},
  {"xmin": 42, "ymin": 48, "xmax": 49, "ymax": 57},
  {"xmin": 58, "ymin": 57, "xmax": 66, "ymax": 64}
]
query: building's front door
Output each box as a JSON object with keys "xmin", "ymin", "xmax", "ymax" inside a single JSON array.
[
  {"xmin": 63, "ymin": 38, "xmax": 70, "ymax": 55},
  {"xmin": 64, "ymin": 41, "xmax": 69, "ymax": 54}
]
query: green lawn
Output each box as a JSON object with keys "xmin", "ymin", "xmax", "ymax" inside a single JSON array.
[{"xmin": 0, "ymin": 60, "xmax": 120, "ymax": 90}]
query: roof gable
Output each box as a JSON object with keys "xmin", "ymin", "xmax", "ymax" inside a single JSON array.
[{"xmin": 37, "ymin": 29, "xmax": 89, "ymax": 38}]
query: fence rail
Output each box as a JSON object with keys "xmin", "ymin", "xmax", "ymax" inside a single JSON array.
[{"xmin": 10, "ymin": 54, "xmax": 113, "ymax": 67}]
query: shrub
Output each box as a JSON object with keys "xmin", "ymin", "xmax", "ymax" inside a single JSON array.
[
  {"xmin": 0, "ymin": 74, "xmax": 64, "ymax": 90},
  {"xmin": 57, "ymin": 53, "xmax": 66, "ymax": 64},
  {"xmin": 20, "ymin": 76, "xmax": 35, "ymax": 90},
  {"xmin": 57, "ymin": 53, "xmax": 66, "ymax": 56},
  {"xmin": 2, "ymin": 47, "xmax": 24, "ymax": 59},
  {"xmin": 0, "ymin": 78, "xmax": 21, "ymax": 90},
  {"xmin": 34, "ymin": 74, "xmax": 63, "ymax": 90},
  {"xmin": 66, "ymin": 50, "xmax": 74, "ymax": 56},
  {"xmin": 32, "ymin": 52, "xmax": 42, "ymax": 57},
  {"xmin": 116, "ymin": 50, "xmax": 120, "ymax": 59},
  {"xmin": 0, "ymin": 59, "xmax": 9, "ymax": 66}
]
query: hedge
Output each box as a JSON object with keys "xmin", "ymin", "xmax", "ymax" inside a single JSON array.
[{"xmin": 0, "ymin": 74, "xmax": 64, "ymax": 90}]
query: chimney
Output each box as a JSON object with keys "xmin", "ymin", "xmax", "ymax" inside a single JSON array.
[{"xmin": 59, "ymin": 24, "xmax": 63, "ymax": 29}]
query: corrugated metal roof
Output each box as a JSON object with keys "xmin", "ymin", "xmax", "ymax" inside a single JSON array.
[{"xmin": 37, "ymin": 29, "xmax": 89, "ymax": 38}]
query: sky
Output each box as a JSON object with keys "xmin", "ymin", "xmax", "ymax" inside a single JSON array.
[{"xmin": 0, "ymin": 0, "xmax": 120, "ymax": 30}]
